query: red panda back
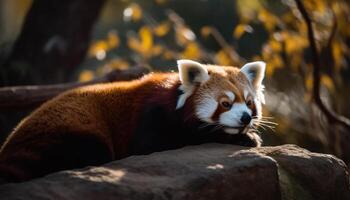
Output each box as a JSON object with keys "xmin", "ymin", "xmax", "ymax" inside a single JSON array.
[{"xmin": 0, "ymin": 73, "xmax": 181, "ymax": 182}]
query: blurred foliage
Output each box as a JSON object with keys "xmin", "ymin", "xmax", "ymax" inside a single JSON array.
[{"xmin": 80, "ymin": 0, "xmax": 350, "ymax": 156}]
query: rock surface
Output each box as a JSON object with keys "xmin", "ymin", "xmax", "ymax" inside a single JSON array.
[{"xmin": 0, "ymin": 144, "xmax": 349, "ymax": 200}]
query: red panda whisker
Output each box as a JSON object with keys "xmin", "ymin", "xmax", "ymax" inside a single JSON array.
[
  {"xmin": 253, "ymin": 119, "xmax": 278, "ymax": 125},
  {"xmin": 248, "ymin": 125, "xmax": 262, "ymax": 134},
  {"xmin": 252, "ymin": 123, "xmax": 266, "ymax": 131},
  {"xmin": 256, "ymin": 123, "xmax": 276, "ymax": 132},
  {"xmin": 256, "ymin": 121, "xmax": 278, "ymax": 126},
  {"xmin": 251, "ymin": 124, "xmax": 267, "ymax": 133},
  {"xmin": 252, "ymin": 120, "xmax": 276, "ymax": 132},
  {"xmin": 253, "ymin": 121, "xmax": 276, "ymax": 128},
  {"xmin": 250, "ymin": 129, "xmax": 262, "ymax": 134}
]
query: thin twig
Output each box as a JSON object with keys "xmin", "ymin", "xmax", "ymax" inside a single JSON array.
[{"xmin": 295, "ymin": 0, "xmax": 350, "ymax": 130}]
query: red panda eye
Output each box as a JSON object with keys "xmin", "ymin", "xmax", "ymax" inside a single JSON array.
[
  {"xmin": 221, "ymin": 101, "xmax": 231, "ymax": 109},
  {"xmin": 246, "ymin": 100, "xmax": 252, "ymax": 106}
]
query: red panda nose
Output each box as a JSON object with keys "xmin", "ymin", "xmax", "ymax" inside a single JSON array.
[{"xmin": 240, "ymin": 112, "xmax": 252, "ymax": 125}]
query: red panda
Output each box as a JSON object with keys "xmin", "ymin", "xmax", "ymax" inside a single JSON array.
[{"xmin": 0, "ymin": 60, "xmax": 266, "ymax": 183}]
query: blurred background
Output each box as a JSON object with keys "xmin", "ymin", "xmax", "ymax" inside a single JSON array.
[{"xmin": 1, "ymin": 0, "xmax": 350, "ymax": 165}]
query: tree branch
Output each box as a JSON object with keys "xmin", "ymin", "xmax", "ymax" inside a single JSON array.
[
  {"xmin": 295, "ymin": 0, "xmax": 350, "ymax": 130},
  {"xmin": 0, "ymin": 67, "xmax": 149, "ymax": 111}
]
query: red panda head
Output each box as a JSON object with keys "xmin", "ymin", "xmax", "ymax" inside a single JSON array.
[{"xmin": 176, "ymin": 59, "xmax": 266, "ymax": 135}]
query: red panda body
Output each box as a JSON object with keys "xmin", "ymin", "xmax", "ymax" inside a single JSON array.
[{"xmin": 0, "ymin": 60, "xmax": 266, "ymax": 182}]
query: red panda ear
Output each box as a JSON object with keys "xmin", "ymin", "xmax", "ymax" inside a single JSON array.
[
  {"xmin": 240, "ymin": 61, "xmax": 266, "ymax": 89},
  {"xmin": 177, "ymin": 59, "xmax": 209, "ymax": 86}
]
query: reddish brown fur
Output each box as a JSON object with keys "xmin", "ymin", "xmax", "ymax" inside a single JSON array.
[{"xmin": 0, "ymin": 73, "xmax": 181, "ymax": 182}]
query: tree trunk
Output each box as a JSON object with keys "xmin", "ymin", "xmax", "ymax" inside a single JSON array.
[{"xmin": 2, "ymin": 0, "xmax": 106, "ymax": 86}]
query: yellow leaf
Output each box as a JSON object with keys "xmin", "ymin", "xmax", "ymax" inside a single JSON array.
[
  {"xmin": 154, "ymin": 21, "xmax": 170, "ymax": 37},
  {"xmin": 236, "ymin": 0, "xmax": 262, "ymax": 22},
  {"xmin": 88, "ymin": 41, "xmax": 108, "ymax": 59},
  {"xmin": 127, "ymin": 36, "xmax": 141, "ymax": 52},
  {"xmin": 162, "ymin": 50, "xmax": 176, "ymax": 60},
  {"xmin": 152, "ymin": 45, "xmax": 163, "ymax": 56},
  {"xmin": 139, "ymin": 26, "xmax": 153, "ymax": 53},
  {"xmin": 265, "ymin": 54, "xmax": 283, "ymax": 77},
  {"xmin": 321, "ymin": 75, "xmax": 335, "ymax": 92},
  {"xmin": 305, "ymin": 73, "xmax": 313, "ymax": 92},
  {"xmin": 215, "ymin": 50, "xmax": 232, "ymax": 66},
  {"xmin": 284, "ymin": 32, "xmax": 308, "ymax": 55},
  {"xmin": 107, "ymin": 31, "xmax": 120, "ymax": 49},
  {"xmin": 124, "ymin": 3, "xmax": 142, "ymax": 22},
  {"xmin": 181, "ymin": 42, "xmax": 201, "ymax": 60},
  {"xmin": 106, "ymin": 59, "xmax": 130, "ymax": 70},
  {"xmin": 233, "ymin": 24, "xmax": 253, "ymax": 39},
  {"xmin": 79, "ymin": 70, "xmax": 94, "ymax": 82},
  {"xmin": 268, "ymin": 39, "xmax": 282, "ymax": 52},
  {"xmin": 332, "ymin": 41, "xmax": 344, "ymax": 72},
  {"xmin": 127, "ymin": 27, "xmax": 154, "ymax": 58},
  {"xmin": 258, "ymin": 9, "xmax": 279, "ymax": 32},
  {"xmin": 201, "ymin": 26, "xmax": 211, "ymax": 38}
]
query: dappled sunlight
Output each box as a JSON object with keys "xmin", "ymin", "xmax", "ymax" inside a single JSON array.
[
  {"xmin": 206, "ymin": 164, "xmax": 225, "ymax": 170},
  {"xmin": 69, "ymin": 167, "xmax": 126, "ymax": 183}
]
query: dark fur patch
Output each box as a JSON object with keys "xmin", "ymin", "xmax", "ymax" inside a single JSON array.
[{"xmin": 188, "ymin": 67, "xmax": 200, "ymax": 83}]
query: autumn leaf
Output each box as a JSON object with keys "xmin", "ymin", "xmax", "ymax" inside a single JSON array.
[
  {"xmin": 79, "ymin": 70, "xmax": 95, "ymax": 82},
  {"xmin": 88, "ymin": 41, "xmax": 108, "ymax": 60},
  {"xmin": 201, "ymin": 26, "xmax": 211, "ymax": 38},
  {"xmin": 258, "ymin": 8, "xmax": 280, "ymax": 32},
  {"xmin": 107, "ymin": 31, "xmax": 120, "ymax": 49},
  {"xmin": 181, "ymin": 42, "xmax": 201, "ymax": 60},
  {"xmin": 151, "ymin": 45, "xmax": 163, "ymax": 56},
  {"xmin": 127, "ymin": 26, "xmax": 154, "ymax": 58},
  {"xmin": 162, "ymin": 50, "xmax": 176, "ymax": 60},
  {"xmin": 305, "ymin": 73, "xmax": 313, "ymax": 92},
  {"xmin": 106, "ymin": 59, "xmax": 130, "ymax": 70},
  {"xmin": 321, "ymin": 74, "xmax": 335, "ymax": 92},
  {"xmin": 123, "ymin": 3, "xmax": 142, "ymax": 22},
  {"xmin": 233, "ymin": 24, "xmax": 253, "ymax": 39},
  {"xmin": 154, "ymin": 21, "xmax": 170, "ymax": 37},
  {"xmin": 332, "ymin": 41, "xmax": 345, "ymax": 72},
  {"xmin": 284, "ymin": 32, "xmax": 308, "ymax": 55},
  {"xmin": 215, "ymin": 50, "xmax": 232, "ymax": 66},
  {"xmin": 268, "ymin": 39, "xmax": 282, "ymax": 52},
  {"xmin": 139, "ymin": 26, "xmax": 153, "ymax": 52}
]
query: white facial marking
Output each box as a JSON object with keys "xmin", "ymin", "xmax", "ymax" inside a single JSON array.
[
  {"xmin": 224, "ymin": 128, "xmax": 239, "ymax": 135},
  {"xmin": 176, "ymin": 85, "xmax": 194, "ymax": 109},
  {"xmin": 243, "ymin": 89, "xmax": 249, "ymax": 99},
  {"xmin": 219, "ymin": 103, "xmax": 252, "ymax": 128},
  {"xmin": 196, "ymin": 95, "xmax": 218, "ymax": 123},
  {"xmin": 225, "ymin": 91, "xmax": 235, "ymax": 102}
]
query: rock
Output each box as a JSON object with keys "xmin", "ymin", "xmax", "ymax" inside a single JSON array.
[{"xmin": 0, "ymin": 144, "xmax": 349, "ymax": 200}]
